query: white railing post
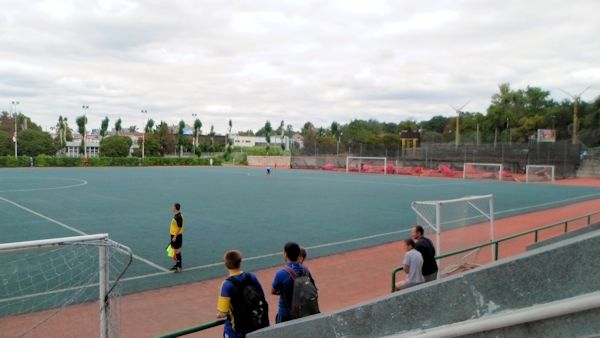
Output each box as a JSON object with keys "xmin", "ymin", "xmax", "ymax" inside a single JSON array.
[{"xmin": 99, "ymin": 244, "xmax": 109, "ymax": 338}]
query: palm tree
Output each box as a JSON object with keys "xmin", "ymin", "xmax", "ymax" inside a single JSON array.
[
  {"xmin": 193, "ymin": 118, "xmax": 202, "ymax": 155},
  {"xmin": 178, "ymin": 120, "xmax": 186, "ymax": 155},
  {"xmin": 100, "ymin": 117, "xmax": 109, "ymax": 140},
  {"xmin": 56, "ymin": 116, "xmax": 67, "ymax": 154},
  {"xmin": 115, "ymin": 118, "xmax": 122, "ymax": 136},
  {"xmin": 75, "ymin": 115, "xmax": 87, "ymax": 157},
  {"xmin": 145, "ymin": 119, "xmax": 155, "ymax": 133},
  {"xmin": 264, "ymin": 120, "xmax": 272, "ymax": 152}
]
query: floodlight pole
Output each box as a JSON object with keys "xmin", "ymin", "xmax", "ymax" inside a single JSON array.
[
  {"xmin": 449, "ymin": 101, "xmax": 470, "ymax": 148},
  {"xmin": 192, "ymin": 113, "xmax": 197, "ymax": 156},
  {"xmin": 12, "ymin": 101, "xmax": 19, "ymax": 158},
  {"xmin": 141, "ymin": 109, "xmax": 148, "ymax": 160},
  {"xmin": 336, "ymin": 132, "xmax": 343, "ymax": 160},
  {"xmin": 560, "ymin": 86, "xmax": 591, "ymax": 144},
  {"xmin": 82, "ymin": 105, "xmax": 89, "ymax": 158}
]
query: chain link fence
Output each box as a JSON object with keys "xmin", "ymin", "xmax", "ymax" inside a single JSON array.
[{"xmin": 291, "ymin": 140, "xmax": 582, "ymax": 178}]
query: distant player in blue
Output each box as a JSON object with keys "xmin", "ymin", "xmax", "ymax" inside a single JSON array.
[{"xmin": 266, "ymin": 167, "xmax": 272, "ymax": 176}]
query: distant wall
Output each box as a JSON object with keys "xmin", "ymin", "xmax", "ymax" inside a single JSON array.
[
  {"xmin": 251, "ymin": 230, "xmax": 600, "ymax": 338},
  {"xmin": 247, "ymin": 156, "xmax": 291, "ymax": 167}
]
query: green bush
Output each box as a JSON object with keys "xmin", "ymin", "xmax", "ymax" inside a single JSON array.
[
  {"xmin": 141, "ymin": 157, "xmax": 221, "ymax": 166},
  {"xmin": 35, "ymin": 155, "xmax": 82, "ymax": 167},
  {"xmin": 100, "ymin": 136, "xmax": 132, "ymax": 157},
  {"xmin": 0, "ymin": 155, "xmax": 222, "ymax": 167},
  {"xmin": 0, "ymin": 156, "xmax": 32, "ymax": 167}
]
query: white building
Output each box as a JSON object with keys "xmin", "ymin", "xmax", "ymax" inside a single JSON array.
[
  {"xmin": 231, "ymin": 135, "xmax": 291, "ymax": 150},
  {"xmin": 65, "ymin": 139, "xmax": 100, "ymax": 158}
]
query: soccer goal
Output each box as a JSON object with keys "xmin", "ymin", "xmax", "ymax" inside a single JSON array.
[
  {"xmin": 346, "ymin": 156, "xmax": 388, "ymax": 175},
  {"xmin": 526, "ymin": 165, "xmax": 555, "ymax": 183},
  {"xmin": 463, "ymin": 163, "xmax": 503, "ymax": 181},
  {"xmin": 411, "ymin": 194, "xmax": 495, "ymax": 276},
  {"xmin": 0, "ymin": 234, "xmax": 132, "ymax": 338}
]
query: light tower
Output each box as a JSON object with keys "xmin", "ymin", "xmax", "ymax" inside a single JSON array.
[
  {"xmin": 559, "ymin": 86, "xmax": 591, "ymax": 144},
  {"xmin": 449, "ymin": 100, "xmax": 470, "ymax": 147}
]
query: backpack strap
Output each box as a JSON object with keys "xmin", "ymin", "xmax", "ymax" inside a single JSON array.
[
  {"xmin": 284, "ymin": 266, "xmax": 297, "ymax": 280},
  {"xmin": 226, "ymin": 272, "xmax": 249, "ymax": 290}
]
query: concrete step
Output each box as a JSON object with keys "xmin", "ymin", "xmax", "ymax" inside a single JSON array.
[{"xmin": 576, "ymin": 159, "xmax": 600, "ymax": 178}]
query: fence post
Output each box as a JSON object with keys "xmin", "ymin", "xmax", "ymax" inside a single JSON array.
[
  {"xmin": 564, "ymin": 221, "xmax": 568, "ymax": 233},
  {"xmin": 494, "ymin": 242, "xmax": 499, "ymax": 261},
  {"xmin": 534, "ymin": 230, "xmax": 538, "ymax": 243}
]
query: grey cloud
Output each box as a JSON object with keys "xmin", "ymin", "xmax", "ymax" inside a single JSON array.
[{"xmin": 1, "ymin": 0, "xmax": 599, "ymax": 133}]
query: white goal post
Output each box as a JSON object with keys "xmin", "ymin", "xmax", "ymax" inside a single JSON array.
[
  {"xmin": 526, "ymin": 165, "xmax": 555, "ymax": 183},
  {"xmin": 463, "ymin": 163, "xmax": 503, "ymax": 181},
  {"xmin": 411, "ymin": 194, "xmax": 495, "ymax": 274},
  {"xmin": 346, "ymin": 156, "xmax": 388, "ymax": 175},
  {"xmin": 0, "ymin": 234, "xmax": 132, "ymax": 338}
]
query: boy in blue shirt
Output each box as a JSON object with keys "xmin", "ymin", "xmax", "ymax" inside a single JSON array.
[
  {"xmin": 271, "ymin": 242, "xmax": 316, "ymax": 323},
  {"xmin": 217, "ymin": 250, "xmax": 268, "ymax": 337}
]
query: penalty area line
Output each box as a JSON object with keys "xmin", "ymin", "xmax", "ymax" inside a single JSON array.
[{"xmin": 0, "ymin": 196, "xmax": 169, "ymax": 273}]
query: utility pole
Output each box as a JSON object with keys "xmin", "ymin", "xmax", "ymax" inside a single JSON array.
[
  {"xmin": 141, "ymin": 109, "xmax": 148, "ymax": 160},
  {"xmin": 82, "ymin": 105, "xmax": 89, "ymax": 158},
  {"xmin": 449, "ymin": 101, "xmax": 470, "ymax": 148},
  {"xmin": 192, "ymin": 113, "xmax": 197, "ymax": 155},
  {"xmin": 11, "ymin": 101, "xmax": 19, "ymax": 158},
  {"xmin": 559, "ymin": 86, "xmax": 591, "ymax": 144}
]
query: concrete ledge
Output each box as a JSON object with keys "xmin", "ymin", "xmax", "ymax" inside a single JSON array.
[
  {"xmin": 250, "ymin": 230, "xmax": 600, "ymax": 338},
  {"xmin": 247, "ymin": 156, "xmax": 291, "ymax": 167},
  {"xmin": 527, "ymin": 222, "xmax": 600, "ymax": 251}
]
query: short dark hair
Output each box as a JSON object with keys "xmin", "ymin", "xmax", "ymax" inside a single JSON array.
[
  {"xmin": 174, "ymin": 203, "xmax": 181, "ymax": 211},
  {"xmin": 404, "ymin": 238, "xmax": 415, "ymax": 248},
  {"xmin": 224, "ymin": 250, "xmax": 242, "ymax": 269},
  {"xmin": 284, "ymin": 242, "xmax": 301, "ymax": 261},
  {"xmin": 414, "ymin": 225, "xmax": 424, "ymax": 235},
  {"xmin": 299, "ymin": 247, "xmax": 307, "ymax": 260}
]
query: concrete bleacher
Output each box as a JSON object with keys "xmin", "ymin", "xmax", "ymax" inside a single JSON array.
[{"xmin": 250, "ymin": 229, "xmax": 600, "ymax": 337}]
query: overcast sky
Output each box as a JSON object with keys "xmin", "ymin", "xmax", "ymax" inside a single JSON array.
[{"xmin": 1, "ymin": 0, "xmax": 599, "ymax": 134}]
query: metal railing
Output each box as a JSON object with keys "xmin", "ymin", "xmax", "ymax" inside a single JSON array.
[
  {"xmin": 154, "ymin": 210, "xmax": 600, "ymax": 336},
  {"xmin": 392, "ymin": 210, "xmax": 600, "ymax": 292},
  {"xmin": 155, "ymin": 319, "xmax": 226, "ymax": 338}
]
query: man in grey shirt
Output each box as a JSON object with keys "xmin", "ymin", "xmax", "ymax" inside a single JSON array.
[{"xmin": 395, "ymin": 238, "xmax": 424, "ymax": 291}]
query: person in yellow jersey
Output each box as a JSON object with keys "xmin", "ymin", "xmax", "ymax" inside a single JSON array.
[{"xmin": 169, "ymin": 202, "xmax": 184, "ymax": 272}]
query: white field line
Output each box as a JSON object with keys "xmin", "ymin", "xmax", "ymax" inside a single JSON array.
[
  {"xmin": 0, "ymin": 179, "xmax": 88, "ymax": 193},
  {"xmin": 3, "ymin": 193, "xmax": 599, "ymax": 303},
  {"xmin": 0, "ymin": 227, "xmax": 413, "ymax": 303},
  {"xmin": 0, "ymin": 196, "xmax": 168, "ymax": 273}
]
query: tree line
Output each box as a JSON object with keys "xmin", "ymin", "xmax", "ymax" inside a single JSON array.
[{"xmin": 1, "ymin": 83, "xmax": 599, "ymax": 157}]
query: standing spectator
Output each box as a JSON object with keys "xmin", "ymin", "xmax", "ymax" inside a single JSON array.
[
  {"xmin": 298, "ymin": 246, "xmax": 307, "ymax": 264},
  {"xmin": 168, "ymin": 202, "xmax": 184, "ymax": 272},
  {"xmin": 217, "ymin": 250, "xmax": 269, "ymax": 337},
  {"xmin": 271, "ymin": 242, "xmax": 317, "ymax": 323},
  {"xmin": 395, "ymin": 238, "xmax": 424, "ymax": 291},
  {"xmin": 412, "ymin": 225, "xmax": 438, "ymax": 282}
]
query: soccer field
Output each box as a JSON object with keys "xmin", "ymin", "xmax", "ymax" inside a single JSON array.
[{"xmin": 2, "ymin": 166, "xmax": 600, "ymax": 296}]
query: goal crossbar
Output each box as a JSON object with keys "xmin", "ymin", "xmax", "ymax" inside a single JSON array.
[
  {"xmin": 411, "ymin": 194, "xmax": 495, "ymax": 271},
  {"xmin": 346, "ymin": 156, "xmax": 388, "ymax": 175},
  {"xmin": 463, "ymin": 163, "xmax": 503, "ymax": 181},
  {"xmin": 0, "ymin": 233, "xmax": 131, "ymax": 338},
  {"xmin": 526, "ymin": 165, "xmax": 555, "ymax": 183}
]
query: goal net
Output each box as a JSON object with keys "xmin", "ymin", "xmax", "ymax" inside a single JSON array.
[
  {"xmin": 526, "ymin": 165, "xmax": 555, "ymax": 183},
  {"xmin": 0, "ymin": 234, "xmax": 132, "ymax": 338},
  {"xmin": 463, "ymin": 163, "xmax": 503, "ymax": 181},
  {"xmin": 346, "ymin": 156, "xmax": 388, "ymax": 175},
  {"xmin": 411, "ymin": 195, "xmax": 495, "ymax": 276}
]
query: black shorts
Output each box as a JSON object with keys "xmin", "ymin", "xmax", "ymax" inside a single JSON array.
[{"xmin": 171, "ymin": 234, "xmax": 183, "ymax": 249}]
